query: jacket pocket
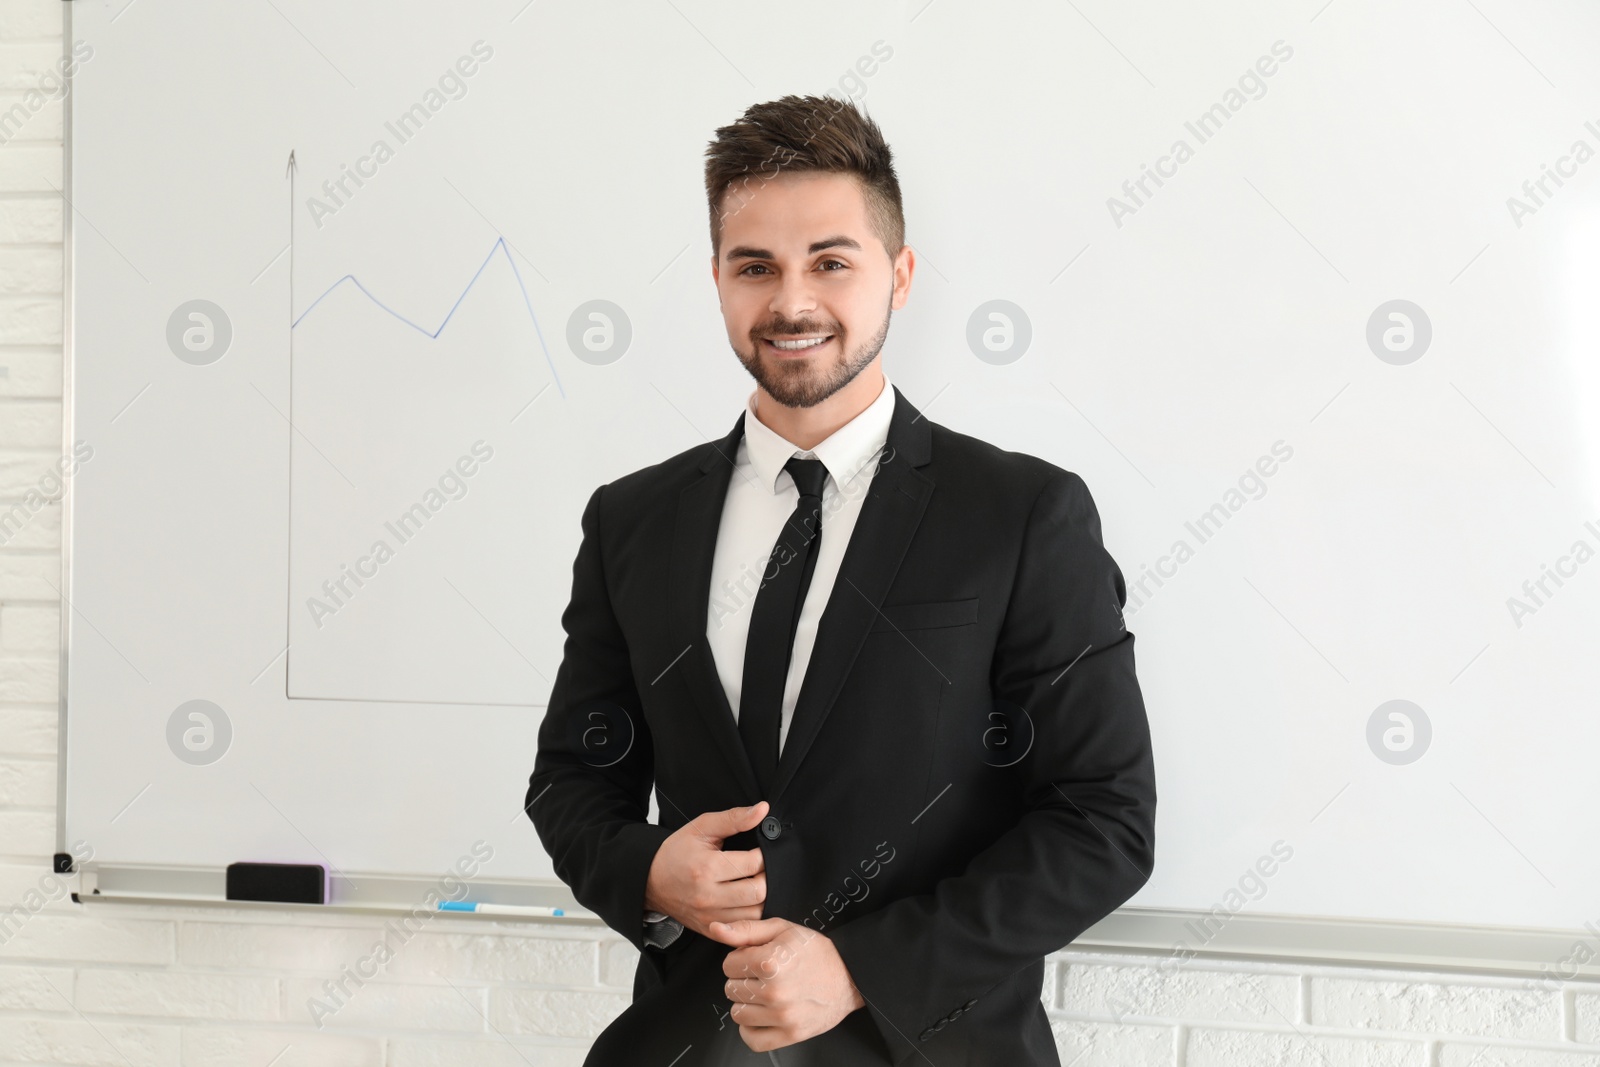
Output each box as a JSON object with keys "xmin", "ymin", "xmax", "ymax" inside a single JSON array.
[{"xmin": 867, "ymin": 596, "xmax": 979, "ymax": 633}]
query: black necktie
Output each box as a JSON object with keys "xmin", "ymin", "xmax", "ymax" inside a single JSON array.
[{"xmin": 738, "ymin": 456, "xmax": 829, "ymax": 794}]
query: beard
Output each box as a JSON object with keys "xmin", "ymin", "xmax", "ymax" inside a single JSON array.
[{"xmin": 732, "ymin": 302, "xmax": 891, "ymax": 409}]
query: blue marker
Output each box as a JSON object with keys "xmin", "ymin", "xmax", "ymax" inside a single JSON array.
[{"xmin": 439, "ymin": 901, "xmax": 567, "ymax": 917}]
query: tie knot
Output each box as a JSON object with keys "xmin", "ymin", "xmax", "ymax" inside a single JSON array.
[{"xmin": 784, "ymin": 456, "xmax": 828, "ymax": 501}]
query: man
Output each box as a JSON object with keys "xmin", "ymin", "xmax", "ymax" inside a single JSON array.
[{"xmin": 528, "ymin": 94, "xmax": 1156, "ymax": 1066}]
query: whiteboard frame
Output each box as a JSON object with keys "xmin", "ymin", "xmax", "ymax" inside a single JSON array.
[
  {"xmin": 70, "ymin": 863, "xmax": 1600, "ymax": 984},
  {"xmin": 54, "ymin": 0, "xmax": 76, "ymax": 865},
  {"xmin": 49, "ymin": 0, "xmax": 1600, "ymax": 983}
]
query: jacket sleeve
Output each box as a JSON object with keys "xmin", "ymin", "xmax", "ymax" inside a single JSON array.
[
  {"xmin": 527, "ymin": 483, "xmax": 673, "ymax": 956},
  {"xmin": 828, "ymin": 470, "xmax": 1157, "ymax": 1054}
]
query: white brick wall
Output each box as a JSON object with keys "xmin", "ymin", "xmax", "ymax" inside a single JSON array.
[{"xmin": 3, "ymin": 1, "xmax": 1599, "ymax": 1064}]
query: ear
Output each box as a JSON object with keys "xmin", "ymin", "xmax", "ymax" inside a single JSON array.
[{"xmin": 891, "ymin": 244, "xmax": 915, "ymax": 310}]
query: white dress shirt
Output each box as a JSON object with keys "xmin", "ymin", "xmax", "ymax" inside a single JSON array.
[{"xmin": 706, "ymin": 373, "xmax": 897, "ymax": 757}]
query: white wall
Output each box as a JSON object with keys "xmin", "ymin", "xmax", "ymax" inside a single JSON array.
[{"xmin": 4, "ymin": 2, "xmax": 1600, "ymax": 1063}]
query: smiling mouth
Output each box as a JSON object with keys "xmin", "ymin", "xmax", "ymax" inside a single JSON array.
[{"xmin": 764, "ymin": 334, "xmax": 835, "ymax": 354}]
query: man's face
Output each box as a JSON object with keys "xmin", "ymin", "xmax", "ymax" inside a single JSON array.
[{"xmin": 712, "ymin": 171, "xmax": 912, "ymax": 409}]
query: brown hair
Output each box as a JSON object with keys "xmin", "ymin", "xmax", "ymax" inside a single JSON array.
[{"xmin": 704, "ymin": 94, "xmax": 904, "ymax": 261}]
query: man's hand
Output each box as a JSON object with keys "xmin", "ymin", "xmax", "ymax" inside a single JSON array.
[
  {"xmin": 712, "ymin": 917, "xmax": 867, "ymax": 1051},
  {"xmin": 643, "ymin": 802, "xmax": 769, "ymax": 939}
]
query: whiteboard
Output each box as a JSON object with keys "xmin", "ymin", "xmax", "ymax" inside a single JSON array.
[{"xmin": 64, "ymin": 0, "xmax": 1600, "ymax": 938}]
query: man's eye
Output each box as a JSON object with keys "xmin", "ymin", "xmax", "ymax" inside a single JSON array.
[{"xmin": 739, "ymin": 260, "xmax": 850, "ymax": 276}]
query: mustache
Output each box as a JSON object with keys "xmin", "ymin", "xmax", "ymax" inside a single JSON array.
[{"xmin": 756, "ymin": 320, "xmax": 836, "ymax": 335}]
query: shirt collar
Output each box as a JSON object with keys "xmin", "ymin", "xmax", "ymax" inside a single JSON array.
[{"xmin": 743, "ymin": 373, "xmax": 896, "ymax": 496}]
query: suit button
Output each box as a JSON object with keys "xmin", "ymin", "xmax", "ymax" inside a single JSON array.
[{"xmin": 760, "ymin": 816, "xmax": 782, "ymax": 840}]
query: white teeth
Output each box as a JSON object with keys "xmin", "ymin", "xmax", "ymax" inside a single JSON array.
[{"xmin": 770, "ymin": 336, "xmax": 831, "ymax": 351}]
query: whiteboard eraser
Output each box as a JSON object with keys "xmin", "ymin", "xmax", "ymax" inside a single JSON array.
[{"xmin": 225, "ymin": 862, "xmax": 327, "ymax": 904}]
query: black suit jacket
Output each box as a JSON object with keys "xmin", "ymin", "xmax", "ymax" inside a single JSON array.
[{"xmin": 528, "ymin": 385, "xmax": 1156, "ymax": 1065}]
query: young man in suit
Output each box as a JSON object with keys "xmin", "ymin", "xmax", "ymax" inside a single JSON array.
[{"xmin": 529, "ymin": 94, "xmax": 1156, "ymax": 1065}]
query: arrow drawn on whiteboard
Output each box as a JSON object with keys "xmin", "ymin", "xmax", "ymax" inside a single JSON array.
[
  {"xmin": 274, "ymin": 150, "xmax": 570, "ymax": 688},
  {"xmin": 285, "ymin": 149, "xmax": 298, "ymax": 692}
]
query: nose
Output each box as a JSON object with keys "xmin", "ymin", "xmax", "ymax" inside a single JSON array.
[{"xmin": 768, "ymin": 271, "xmax": 819, "ymax": 326}]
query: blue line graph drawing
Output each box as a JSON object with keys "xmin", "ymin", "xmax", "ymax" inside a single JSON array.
[{"xmin": 291, "ymin": 236, "xmax": 565, "ymax": 399}]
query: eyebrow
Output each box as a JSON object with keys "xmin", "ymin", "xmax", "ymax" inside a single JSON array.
[{"xmin": 724, "ymin": 235, "xmax": 862, "ymax": 262}]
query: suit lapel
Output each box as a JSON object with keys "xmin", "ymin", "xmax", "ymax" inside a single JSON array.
[
  {"xmin": 770, "ymin": 385, "xmax": 934, "ymax": 803},
  {"xmin": 665, "ymin": 385, "xmax": 935, "ymax": 805},
  {"xmin": 668, "ymin": 412, "xmax": 762, "ymax": 800}
]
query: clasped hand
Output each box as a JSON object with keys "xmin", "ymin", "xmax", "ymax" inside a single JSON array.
[{"xmin": 643, "ymin": 801, "xmax": 866, "ymax": 1050}]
